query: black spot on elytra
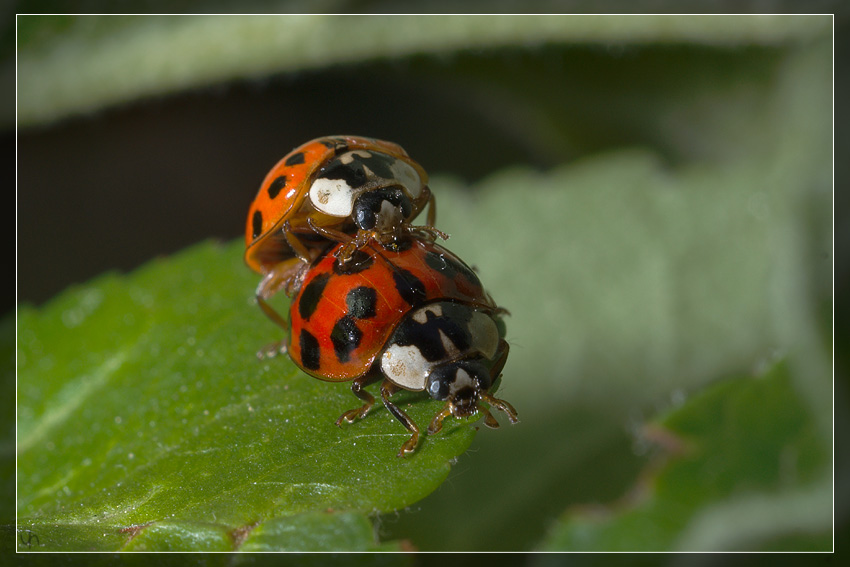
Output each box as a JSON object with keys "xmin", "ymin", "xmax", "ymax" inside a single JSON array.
[
  {"xmin": 267, "ymin": 176, "xmax": 287, "ymax": 199},
  {"xmin": 299, "ymin": 329, "xmax": 320, "ymax": 370},
  {"xmin": 424, "ymin": 250, "xmax": 482, "ymax": 289},
  {"xmin": 285, "ymin": 152, "xmax": 306, "ymax": 166},
  {"xmin": 251, "ymin": 210, "xmax": 263, "ymax": 239},
  {"xmin": 333, "ymin": 251, "xmax": 373, "ymax": 275},
  {"xmin": 346, "ymin": 286, "xmax": 377, "ymax": 319},
  {"xmin": 298, "ymin": 272, "xmax": 330, "ymax": 321},
  {"xmin": 390, "ymin": 303, "xmax": 473, "ymax": 362},
  {"xmin": 331, "ymin": 315, "xmax": 362, "ymax": 363},
  {"xmin": 393, "ymin": 269, "xmax": 426, "ymax": 306}
]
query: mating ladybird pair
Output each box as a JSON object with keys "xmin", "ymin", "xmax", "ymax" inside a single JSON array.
[{"xmin": 244, "ymin": 135, "xmax": 517, "ymax": 456}]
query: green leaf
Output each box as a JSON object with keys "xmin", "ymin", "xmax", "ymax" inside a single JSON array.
[
  {"xmin": 538, "ymin": 361, "xmax": 831, "ymax": 551},
  {"xmin": 8, "ymin": 13, "xmax": 831, "ymax": 127},
  {"xmin": 15, "ymin": 240, "xmax": 478, "ymax": 551}
]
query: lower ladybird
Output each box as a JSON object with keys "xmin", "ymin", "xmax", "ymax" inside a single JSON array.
[{"xmin": 287, "ymin": 238, "xmax": 518, "ymax": 456}]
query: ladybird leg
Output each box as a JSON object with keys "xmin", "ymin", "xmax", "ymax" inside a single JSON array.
[
  {"xmin": 307, "ymin": 216, "xmax": 369, "ymax": 264},
  {"xmin": 283, "ymin": 220, "xmax": 314, "ymax": 264},
  {"xmin": 427, "ymin": 403, "xmax": 453, "ymax": 435},
  {"xmin": 255, "ymin": 294, "xmax": 289, "ymax": 359},
  {"xmin": 306, "ymin": 216, "xmax": 353, "ymax": 244},
  {"xmin": 425, "ymin": 190, "xmax": 436, "ymax": 227},
  {"xmin": 492, "ymin": 305, "xmax": 511, "ymax": 317},
  {"xmin": 406, "ymin": 224, "xmax": 450, "ymax": 243},
  {"xmin": 253, "ymin": 259, "xmax": 307, "ymax": 358},
  {"xmin": 404, "ymin": 189, "xmax": 447, "ymax": 243},
  {"xmin": 335, "ymin": 375, "xmax": 375, "ymax": 426},
  {"xmin": 478, "ymin": 340, "xmax": 518, "ymax": 424},
  {"xmin": 480, "ymin": 392, "xmax": 519, "ymax": 425},
  {"xmin": 481, "ymin": 407, "xmax": 501, "ymax": 429},
  {"xmin": 380, "ymin": 380, "xmax": 421, "ymax": 457},
  {"xmin": 255, "ymin": 258, "xmax": 305, "ymax": 327}
]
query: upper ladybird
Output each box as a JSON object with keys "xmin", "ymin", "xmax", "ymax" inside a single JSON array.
[{"xmin": 244, "ymin": 135, "xmax": 443, "ymax": 334}]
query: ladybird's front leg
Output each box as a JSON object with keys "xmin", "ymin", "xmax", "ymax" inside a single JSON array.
[
  {"xmin": 402, "ymin": 192, "xmax": 447, "ymax": 243},
  {"xmin": 335, "ymin": 374, "xmax": 376, "ymax": 426},
  {"xmin": 405, "ymin": 224, "xmax": 450, "ymax": 244},
  {"xmin": 283, "ymin": 220, "xmax": 318, "ymax": 264},
  {"xmin": 380, "ymin": 381, "xmax": 421, "ymax": 457},
  {"xmin": 480, "ymin": 392, "xmax": 519, "ymax": 425},
  {"xmin": 306, "ymin": 216, "xmax": 369, "ymax": 265},
  {"xmin": 306, "ymin": 216, "xmax": 353, "ymax": 244},
  {"xmin": 427, "ymin": 403, "xmax": 453, "ymax": 436},
  {"xmin": 476, "ymin": 341, "xmax": 518, "ymax": 424}
]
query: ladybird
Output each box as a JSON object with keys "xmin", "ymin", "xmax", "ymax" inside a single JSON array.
[
  {"xmin": 287, "ymin": 238, "xmax": 517, "ymax": 456},
  {"xmin": 245, "ymin": 135, "xmax": 445, "ymax": 333}
]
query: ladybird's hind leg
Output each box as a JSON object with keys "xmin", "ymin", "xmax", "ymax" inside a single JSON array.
[
  {"xmin": 254, "ymin": 258, "xmax": 305, "ymax": 358},
  {"xmin": 380, "ymin": 380, "xmax": 421, "ymax": 457},
  {"xmin": 335, "ymin": 374, "xmax": 376, "ymax": 426}
]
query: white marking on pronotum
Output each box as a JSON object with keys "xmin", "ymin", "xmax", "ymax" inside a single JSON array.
[
  {"xmin": 310, "ymin": 178, "xmax": 356, "ymax": 216},
  {"xmin": 411, "ymin": 303, "xmax": 442, "ymax": 324},
  {"xmin": 381, "ymin": 344, "xmax": 430, "ymax": 390},
  {"xmin": 341, "ymin": 150, "xmax": 371, "ymax": 163},
  {"xmin": 438, "ymin": 329, "xmax": 460, "ymax": 358}
]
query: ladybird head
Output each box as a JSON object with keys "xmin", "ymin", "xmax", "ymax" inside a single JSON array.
[
  {"xmin": 352, "ymin": 186, "xmax": 413, "ymax": 233},
  {"xmin": 425, "ymin": 359, "xmax": 492, "ymax": 418}
]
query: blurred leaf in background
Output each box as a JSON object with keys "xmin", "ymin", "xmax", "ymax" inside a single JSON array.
[{"xmin": 9, "ymin": 7, "xmax": 838, "ymax": 554}]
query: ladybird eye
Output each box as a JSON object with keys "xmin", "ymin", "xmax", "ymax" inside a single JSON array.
[
  {"xmin": 354, "ymin": 201, "xmax": 376, "ymax": 230},
  {"xmin": 426, "ymin": 369, "xmax": 451, "ymax": 400}
]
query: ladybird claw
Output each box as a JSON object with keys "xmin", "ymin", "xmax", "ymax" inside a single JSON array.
[
  {"xmin": 482, "ymin": 409, "xmax": 501, "ymax": 429},
  {"xmin": 335, "ymin": 411, "xmax": 357, "ymax": 426},
  {"xmin": 335, "ymin": 405, "xmax": 371, "ymax": 426},
  {"xmin": 407, "ymin": 224, "xmax": 449, "ymax": 243},
  {"xmin": 397, "ymin": 434, "xmax": 419, "ymax": 457},
  {"xmin": 427, "ymin": 404, "xmax": 453, "ymax": 436}
]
